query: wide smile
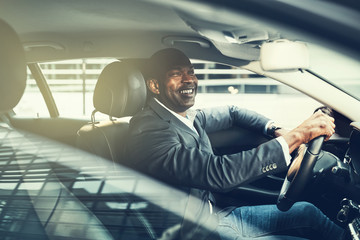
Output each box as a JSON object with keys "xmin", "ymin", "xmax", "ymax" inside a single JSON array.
[
  {"xmin": 178, "ymin": 88, "xmax": 196, "ymax": 98},
  {"xmin": 179, "ymin": 88, "xmax": 194, "ymax": 95}
]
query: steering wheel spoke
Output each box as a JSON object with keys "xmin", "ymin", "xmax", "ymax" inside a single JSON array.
[{"xmin": 277, "ymin": 136, "xmax": 325, "ymax": 211}]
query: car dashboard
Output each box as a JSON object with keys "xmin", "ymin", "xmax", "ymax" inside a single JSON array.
[
  {"xmin": 337, "ymin": 122, "xmax": 360, "ymax": 240},
  {"xmin": 347, "ymin": 122, "xmax": 360, "ymax": 177}
]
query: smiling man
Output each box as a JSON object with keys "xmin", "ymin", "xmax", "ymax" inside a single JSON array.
[
  {"xmin": 125, "ymin": 48, "xmax": 347, "ymax": 240},
  {"xmin": 145, "ymin": 48, "xmax": 198, "ymax": 116}
]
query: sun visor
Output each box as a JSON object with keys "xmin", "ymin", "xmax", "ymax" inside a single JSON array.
[
  {"xmin": 175, "ymin": 9, "xmax": 276, "ymax": 61},
  {"xmin": 192, "ymin": 28, "xmax": 263, "ymax": 61},
  {"xmin": 260, "ymin": 40, "xmax": 310, "ymax": 72}
]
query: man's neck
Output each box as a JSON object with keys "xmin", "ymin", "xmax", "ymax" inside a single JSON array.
[{"xmin": 154, "ymin": 98, "xmax": 187, "ymax": 117}]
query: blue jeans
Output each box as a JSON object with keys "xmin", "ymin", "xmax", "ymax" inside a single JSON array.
[{"xmin": 216, "ymin": 202, "xmax": 345, "ymax": 240}]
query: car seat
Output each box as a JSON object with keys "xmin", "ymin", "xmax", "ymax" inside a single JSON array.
[
  {"xmin": 0, "ymin": 18, "xmax": 27, "ymax": 118},
  {"xmin": 76, "ymin": 61, "xmax": 147, "ymax": 163}
]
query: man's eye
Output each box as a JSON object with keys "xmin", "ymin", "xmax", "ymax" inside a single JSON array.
[
  {"xmin": 170, "ymin": 71, "xmax": 181, "ymax": 77},
  {"xmin": 188, "ymin": 70, "xmax": 195, "ymax": 75}
]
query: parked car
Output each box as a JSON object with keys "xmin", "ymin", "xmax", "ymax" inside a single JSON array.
[{"xmin": 0, "ymin": 0, "xmax": 360, "ymax": 239}]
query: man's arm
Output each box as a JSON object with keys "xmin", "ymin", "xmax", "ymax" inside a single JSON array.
[
  {"xmin": 199, "ymin": 106, "xmax": 335, "ymax": 163},
  {"xmin": 199, "ymin": 105, "xmax": 270, "ymax": 134}
]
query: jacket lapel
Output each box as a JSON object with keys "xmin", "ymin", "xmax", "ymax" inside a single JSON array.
[{"xmin": 148, "ymin": 98, "xmax": 200, "ymax": 140}]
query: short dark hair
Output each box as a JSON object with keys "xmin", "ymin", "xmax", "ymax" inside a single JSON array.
[{"xmin": 145, "ymin": 48, "xmax": 192, "ymax": 81}]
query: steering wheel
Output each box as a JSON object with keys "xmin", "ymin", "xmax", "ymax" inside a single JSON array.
[{"xmin": 277, "ymin": 136, "xmax": 325, "ymax": 211}]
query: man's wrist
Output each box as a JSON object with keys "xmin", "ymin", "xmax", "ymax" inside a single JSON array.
[
  {"xmin": 282, "ymin": 130, "xmax": 304, "ymax": 154},
  {"xmin": 267, "ymin": 123, "xmax": 282, "ymax": 138}
]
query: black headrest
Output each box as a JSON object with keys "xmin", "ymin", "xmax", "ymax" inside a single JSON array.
[
  {"xmin": 93, "ymin": 61, "xmax": 147, "ymax": 118},
  {"xmin": 0, "ymin": 19, "xmax": 27, "ymax": 112}
]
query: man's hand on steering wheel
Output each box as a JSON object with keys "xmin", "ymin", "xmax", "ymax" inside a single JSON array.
[
  {"xmin": 283, "ymin": 110, "xmax": 335, "ymax": 154},
  {"xmin": 276, "ymin": 109, "xmax": 336, "ymax": 212}
]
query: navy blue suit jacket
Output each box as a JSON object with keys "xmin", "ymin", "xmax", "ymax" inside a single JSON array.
[{"xmin": 125, "ymin": 98, "xmax": 287, "ymax": 239}]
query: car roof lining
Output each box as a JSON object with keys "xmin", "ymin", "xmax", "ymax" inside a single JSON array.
[
  {"xmin": 0, "ymin": 0, "xmax": 268, "ymax": 63},
  {"xmin": 1, "ymin": 0, "xmax": 359, "ymax": 63}
]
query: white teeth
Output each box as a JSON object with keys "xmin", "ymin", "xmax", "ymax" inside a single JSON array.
[{"xmin": 180, "ymin": 89, "xmax": 193, "ymax": 94}]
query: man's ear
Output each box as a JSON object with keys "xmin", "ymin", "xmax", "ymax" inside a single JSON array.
[{"xmin": 146, "ymin": 78, "xmax": 160, "ymax": 95}]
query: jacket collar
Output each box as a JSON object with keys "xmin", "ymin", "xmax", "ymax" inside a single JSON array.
[
  {"xmin": 148, "ymin": 97, "xmax": 174, "ymax": 121},
  {"xmin": 148, "ymin": 98, "xmax": 200, "ymax": 138}
]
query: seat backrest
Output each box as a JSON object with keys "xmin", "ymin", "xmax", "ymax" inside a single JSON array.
[
  {"xmin": 77, "ymin": 61, "xmax": 147, "ymax": 162},
  {"xmin": 0, "ymin": 18, "xmax": 27, "ymax": 114}
]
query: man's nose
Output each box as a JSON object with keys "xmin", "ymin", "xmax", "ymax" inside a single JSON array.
[{"xmin": 182, "ymin": 73, "xmax": 194, "ymax": 82}]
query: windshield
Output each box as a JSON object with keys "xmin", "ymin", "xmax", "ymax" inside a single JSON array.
[{"xmin": 308, "ymin": 43, "xmax": 360, "ymax": 100}]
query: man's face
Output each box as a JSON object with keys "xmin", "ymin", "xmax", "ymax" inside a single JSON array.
[{"xmin": 157, "ymin": 65, "xmax": 198, "ymax": 114}]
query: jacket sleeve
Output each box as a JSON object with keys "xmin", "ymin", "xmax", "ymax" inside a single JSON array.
[
  {"xmin": 126, "ymin": 113, "xmax": 287, "ymax": 193},
  {"xmin": 199, "ymin": 105, "xmax": 270, "ymax": 134}
]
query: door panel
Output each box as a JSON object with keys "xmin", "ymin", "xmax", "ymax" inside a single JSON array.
[{"xmin": 10, "ymin": 117, "xmax": 88, "ymax": 147}]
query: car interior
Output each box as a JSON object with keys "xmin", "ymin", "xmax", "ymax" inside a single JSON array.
[
  {"xmin": 0, "ymin": 18, "xmax": 189, "ymax": 239},
  {"xmin": 1, "ymin": 0, "xmax": 360, "ymax": 239}
]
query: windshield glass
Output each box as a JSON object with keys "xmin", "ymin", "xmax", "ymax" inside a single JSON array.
[{"xmin": 308, "ymin": 43, "xmax": 360, "ymax": 100}]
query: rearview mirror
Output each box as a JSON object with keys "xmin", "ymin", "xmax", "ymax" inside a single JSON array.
[{"xmin": 260, "ymin": 40, "xmax": 309, "ymax": 72}]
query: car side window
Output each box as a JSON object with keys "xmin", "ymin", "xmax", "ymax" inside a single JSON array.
[
  {"xmin": 14, "ymin": 67, "xmax": 50, "ymax": 117},
  {"xmin": 14, "ymin": 59, "xmax": 117, "ymax": 119},
  {"xmin": 46, "ymin": 59, "xmax": 117, "ymax": 119}
]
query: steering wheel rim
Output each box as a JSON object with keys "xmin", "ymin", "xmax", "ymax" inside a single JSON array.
[{"xmin": 276, "ymin": 136, "xmax": 325, "ymax": 212}]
